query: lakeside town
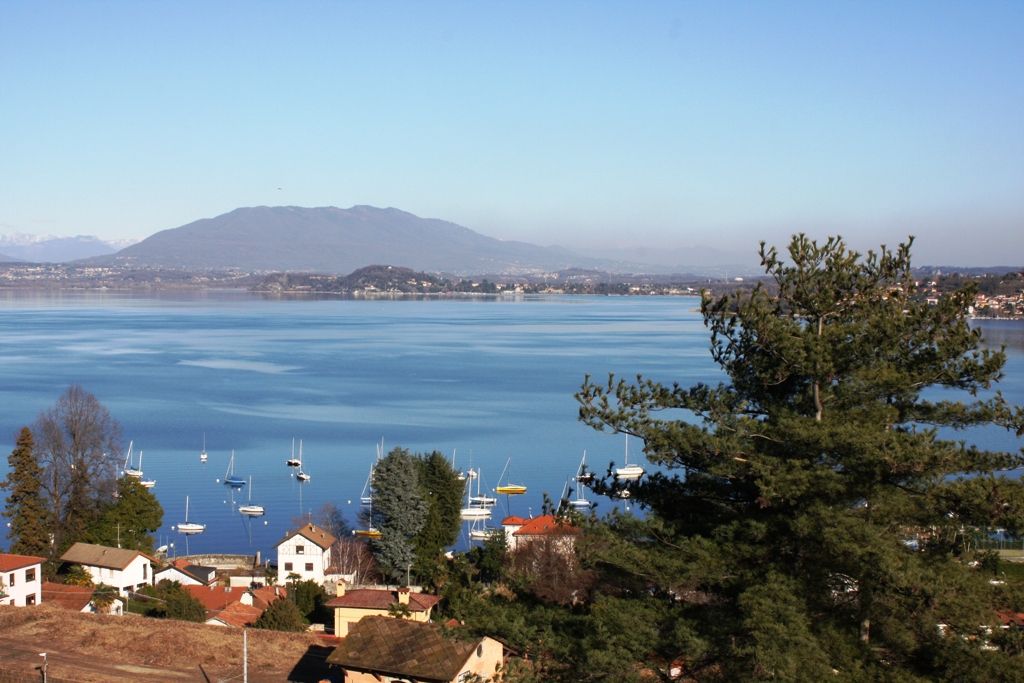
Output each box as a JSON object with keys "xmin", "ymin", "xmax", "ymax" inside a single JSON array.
[{"xmin": 2, "ymin": 261, "xmax": 1023, "ymax": 317}]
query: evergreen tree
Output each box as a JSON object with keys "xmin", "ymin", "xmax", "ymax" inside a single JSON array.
[
  {"xmin": 87, "ymin": 476, "xmax": 163, "ymax": 552},
  {"xmin": 413, "ymin": 450, "xmax": 464, "ymax": 580},
  {"xmin": 253, "ymin": 597, "xmax": 307, "ymax": 632},
  {"xmin": 370, "ymin": 447, "xmax": 428, "ymax": 583},
  {"xmin": 1, "ymin": 427, "xmax": 50, "ymax": 557},
  {"xmin": 139, "ymin": 580, "xmax": 205, "ymax": 622},
  {"xmin": 576, "ymin": 235, "xmax": 1024, "ymax": 679}
]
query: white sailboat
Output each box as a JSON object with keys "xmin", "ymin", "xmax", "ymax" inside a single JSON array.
[
  {"xmin": 285, "ymin": 437, "xmax": 301, "ymax": 467},
  {"xmin": 460, "ymin": 468, "xmax": 492, "ymax": 520},
  {"xmin": 122, "ymin": 441, "xmax": 143, "ymax": 478},
  {"xmin": 614, "ymin": 437, "xmax": 644, "ymax": 480},
  {"xmin": 361, "ymin": 438, "xmax": 383, "ymax": 505},
  {"xmin": 177, "ymin": 496, "xmax": 205, "ymax": 535},
  {"xmin": 199, "ymin": 433, "xmax": 208, "ymax": 463},
  {"xmin": 296, "ymin": 440, "xmax": 310, "ymax": 482},
  {"xmin": 569, "ymin": 451, "xmax": 592, "ymax": 510},
  {"xmin": 238, "ymin": 476, "xmax": 265, "ymax": 517},
  {"xmin": 468, "ymin": 517, "xmax": 500, "ymax": 541}
]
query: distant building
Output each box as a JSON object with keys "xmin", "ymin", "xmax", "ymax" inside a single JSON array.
[
  {"xmin": 154, "ymin": 558, "xmax": 217, "ymax": 586},
  {"xmin": 276, "ymin": 523, "xmax": 336, "ymax": 586},
  {"xmin": 0, "ymin": 553, "xmax": 45, "ymax": 606},
  {"xmin": 325, "ymin": 581, "xmax": 441, "ymax": 637},
  {"xmin": 60, "ymin": 542, "xmax": 154, "ymax": 596},
  {"xmin": 41, "ymin": 581, "xmax": 124, "ymax": 615},
  {"xmin": 501, "ymin": 514, "xmax": 579, "ymax": 553},
  {"xmin": 326, "ymin": 615, "xmax": 503, "ymax": 682},
  {"xmin": 184, "ymin": 583, "xmax": 287, "ymax": 627}
]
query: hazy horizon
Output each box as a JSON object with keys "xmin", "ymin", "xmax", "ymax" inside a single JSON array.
[{"xmin": 2, "ymin": 2, "xmax": 1021, "ymax": 266}]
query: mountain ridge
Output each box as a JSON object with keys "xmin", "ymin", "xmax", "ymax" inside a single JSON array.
[{"xmin": 92, "ymin": 205, "xmax": 610, "ymax": 275}]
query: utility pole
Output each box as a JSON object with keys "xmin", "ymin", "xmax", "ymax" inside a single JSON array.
[
  {"xmin": 242, "ymin": 628, "xmax": 248, "ymax": 683},
  {"xmin": 39, "ymin": 653, "xmax": 47, "ymax": 683}
]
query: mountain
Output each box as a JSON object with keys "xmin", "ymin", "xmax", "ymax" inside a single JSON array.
[
  {"xmin": 0, "ymin": 251, "xmax": 20, "ymax": 262},
  {"xmin": 96, "ymin": 206, "xmax": 602, "ymax": 275},
  {"xmin": 0, "ymin": 234, "xmax": 125, "ymax": 262}
]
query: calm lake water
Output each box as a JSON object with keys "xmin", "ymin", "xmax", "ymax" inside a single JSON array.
[{"xmin": 1, "ymin": 292, "xmax": 1021, "ymax": 559}]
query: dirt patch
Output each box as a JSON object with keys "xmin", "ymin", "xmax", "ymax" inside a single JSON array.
[{"xmin": 0, "ymin": 604, "xmax": 338, "ymax": 681}]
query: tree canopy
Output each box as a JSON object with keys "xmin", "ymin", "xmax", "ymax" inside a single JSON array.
[
  {"xmin": 87, "ymin": 476, "xmax": 164, "ymax": 552},
  {"xmin": 574, "ymin": 235, "xmax": 1024, "ymax": 679},
  {"xmin": 2, "ymin": 427, "xmax": 50, "ymax": 557},
  {"xmin": 369, "ymin": 447, "xmax": 462, "ymax": 584},
  {"xmin": 34, "ymin": 385, "xmax": 122, "ymax": 554}
]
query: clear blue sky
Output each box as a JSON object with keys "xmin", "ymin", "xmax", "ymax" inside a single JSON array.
[{"xmin": 1, "ymin": 1, "xmax": 1021, "ymax": 264}]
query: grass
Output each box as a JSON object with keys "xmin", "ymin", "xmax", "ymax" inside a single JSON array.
[{"xmin": 0, "ymin": 603, "xmax": 329, "ymax": 679}]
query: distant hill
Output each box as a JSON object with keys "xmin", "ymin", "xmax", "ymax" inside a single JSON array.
[
  {"xmin": 0, "ymin": 234, "xmax": 124, "ymax": 262},
  {"xmin": 0, "ymin": 251, "xmax": 20, "ymax": 262},
  {"xmin": 94, "ymin": 205, "xmax": 603, "ymax": 275}
]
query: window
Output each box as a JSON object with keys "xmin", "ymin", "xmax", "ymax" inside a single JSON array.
[
  {"xmin": 26, "ymin": 593, "xmax": 36, "ymax": 606},
  {"xmin": 305, "ymin": 563, "xmax": 313, "ymax": 572},
  {"xmin": 8, "ymin": 573, "xmax": 14, "ymax": 586},
  {"xmin": 295, "ymin": 544, "xmax": 305, "ymax": 555},
  {"xmin": 25, "ymin": 568, "xmax": 36, "ymax": 582},
  {"xmin": 143, "ymin": 564, "xmax": 147, "ymax": 580},
  {"xmin": 284, "ymin": 562, "xmax": 293, "ymax": 571}
]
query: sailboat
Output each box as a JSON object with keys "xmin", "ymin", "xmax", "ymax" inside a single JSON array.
[
  {"xmin": 122, "ymin": 441, "xmax": 143, "ymax": 478},
  {"xmin": 360, "ymin": 438, "xmax": 383, "ymax": 505},
  {"xmin": 238, "ymin": 476, "xmax": 265, "ymax": 517},
  {"xmin": 569, "ymin": 451, "xmax": 592, "ymax": 510},
  {"xmin": 468, "ymin": 517, "xmax": 500, "ymax": 541},
  {"xmin": 354, "ymin": 496, "xmax": 382, "ymax": 538},
  {"xmin": 285, "ymin": 438, "xmax": 301, "ymax": 467},
  {"xmin": 495, "ymin": 458, "xmax": 527, "ymax": 495},
  {"xmin": 199, "ymin": 433, "xmax": 208, "ymax": 463},
  {"xmin": 468, "ymin": 467, "xmax": 497, "ymax": 507},
  {"xmin": 296, "ymin": 440, "xmax": 310, "ymax": 482},
  {"xmin": 460, "ymin": 468, "xmax": 492, "ymax": 520},
  {"xmin": 177, "ymin": 496, "xmax": 205, "ymax": 535},
  {"xmin": 223, "ymin": 451, "xmax": 246, "ymax": 488},
  {"xmin": 614, "ymin": 436, "xmax": 645, "ymax": 480}
]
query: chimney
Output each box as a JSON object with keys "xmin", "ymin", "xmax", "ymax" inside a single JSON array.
[
  {"xmin": 335, "ymin": 580, "xmax": 346, "ymax": 597},
  {"xmin": 397, "ymin": 587, "xmax": 410, "ymax": 605}
]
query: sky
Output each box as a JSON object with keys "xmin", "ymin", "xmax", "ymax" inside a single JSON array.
[{"xmin": 1, "ymin": 1, "xmax": 1022, "ymax": 265}]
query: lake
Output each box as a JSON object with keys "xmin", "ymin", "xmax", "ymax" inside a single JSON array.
[{"xmin": 1, "ymin": 292, "xmax": 1021, "ymax": 559}]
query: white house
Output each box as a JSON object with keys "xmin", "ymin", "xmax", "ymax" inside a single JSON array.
[
  {"xmin": 0, "ymin": 553, "xmax": 45, "ymax": 606},
  {"xmin": 276, "ymin": 523, "xmax": 336, "ymax": 586},
  {"xmin": 60, "ymin": 542, "xmax": 154, "ymax": 596},
  {"xmin": 41, "ymin": 581, "xmax": 124, "ymax": 615},
  {"xmin": 153, "ymin": 559, "xmax": 216, "ymax": 587}
]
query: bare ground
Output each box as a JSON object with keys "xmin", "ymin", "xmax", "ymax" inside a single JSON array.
[{"xmin": 0, "ymin": 604, "xmax": 340, "ymax": 682}]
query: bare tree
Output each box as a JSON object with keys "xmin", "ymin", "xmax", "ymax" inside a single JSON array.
[
  {"xmin": 35, "ymin": 385, "xmax": 122, "ymax": 553},
  {"xmin": 332, "ymin": 537, "xmax": 380, "ymax": 586}
]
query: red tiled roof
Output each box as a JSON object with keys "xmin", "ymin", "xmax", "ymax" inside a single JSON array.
[
  {"xmin": 41, "ymin": 581, "xmax": 93, "ymax": 612},
  {"xmin": 208, "ymin": 601, "xmax": 264, "ymax": 628},
  {"xmin": 325, "ymin": 616, "xmax": 480, "ymax": 680},
  {"xmin": 279, "ymin": 523, "xmax": 337, "ymax": 550},
  {"xmin": 184, "ymin": 585, "xmax": 252, "ymax": 611},
  {"xmin": 501, "ymin": 516, "xmax": 529, "ymax": 526},
  {"xmin": 325, "ymin": 588, "xmax": 441, "ymax": 613},
  {"xmin": 0, "ymin": 553, "xmax": 46, "ymax": 572},
  {"xmin": 997, "ymin": 610, "xmax": 1024, "ymax": 627},
  {"xmin": 250, "ymin": 585, "xmax": 287, "ymax": 609},
  {"xmin": 513, "ymin": 514, "xmax": 579, "ymax": 537}
]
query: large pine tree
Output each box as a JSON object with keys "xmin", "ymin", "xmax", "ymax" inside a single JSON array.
[
  {"xmin": 2, "ymin": 427, "xmax": 51, "ymax": 557},
  {"xmin": 577, "ymin": 235, "xmax": 1024, "ymax": 679},
  {"xmin": 370, "ymin": 447, "xmax": 428, "ymax": 583}
]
